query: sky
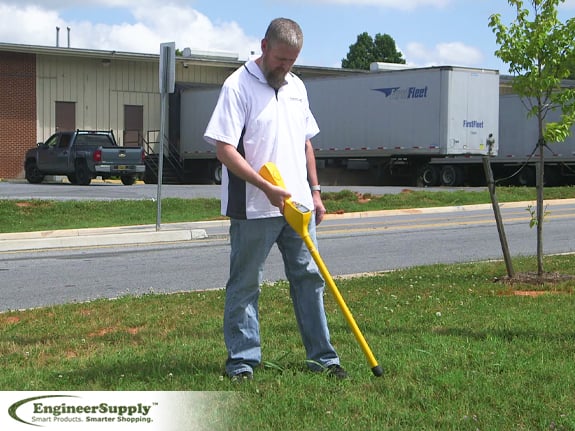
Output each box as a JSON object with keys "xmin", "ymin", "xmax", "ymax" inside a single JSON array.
[{"xmin": 1, "ymin": 0, "xmax": 574, "ymax": 74}]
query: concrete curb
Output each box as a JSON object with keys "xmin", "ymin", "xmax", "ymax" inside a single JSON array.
[
  {"xmin": 0, "ymin": 227, "xmax": 208, "ymax": 252},
  {"xmin": 2, "ymin": 199, "xmax": 574, "ymax": 252}
]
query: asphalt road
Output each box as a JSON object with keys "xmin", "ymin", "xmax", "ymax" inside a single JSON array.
[{"xmin": 1, "ymin": 199, "xmax": 574, "ymax": 312}]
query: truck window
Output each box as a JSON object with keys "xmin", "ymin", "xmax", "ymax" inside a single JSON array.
[
  {"xmin": 58, "ymin": 134, "xmax": 72, "ymax": 148},
  {"xmin": 75, "ymin": 135, "xmax": 114, "ymax": 147},
  {"xmin": 44, "ymin": 135, "xmax": 59, "ymax": 149}
]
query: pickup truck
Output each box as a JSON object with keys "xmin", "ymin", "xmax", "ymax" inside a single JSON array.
[{"xmin": 24, "ymin": 130, "xmax": 145, "ymax": 185}]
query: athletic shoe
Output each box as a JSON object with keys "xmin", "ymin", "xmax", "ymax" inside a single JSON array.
[
  {"xmin": 230, "ymin": 371, "xmax": 253, "ymax": 383},
  {"xmin": 326, "ymin": 364, "xmax": 348, "ymax": 379}
]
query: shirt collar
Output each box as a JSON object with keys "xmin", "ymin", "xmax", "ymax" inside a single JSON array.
[
  {"xmin": 244, "ymin": 59, "xmax": 291, "ymax": 88},
  {"xmin": 244, "ymin": 60, "xmax": 267, "ymax": 84}
]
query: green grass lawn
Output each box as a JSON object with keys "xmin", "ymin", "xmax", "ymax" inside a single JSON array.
[
  {"xmin": 1, "ymin": 186, "xmax": 575, "ymax": 233},
  {"xmin": 1, "ymin": 255, "xmax": 574, "ymax": 430},
  {"xmin": 2, "ymin": 187, "xmax": 575, "ymax": 429}
]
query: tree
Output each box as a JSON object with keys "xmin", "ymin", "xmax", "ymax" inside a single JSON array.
[
  {"xmin": 489, "ymin": 0, "xmax": 575, "ymax": 277},
  {"xmin": 342, "ymin": 32, "xmax": 406, "ymax": 70}
]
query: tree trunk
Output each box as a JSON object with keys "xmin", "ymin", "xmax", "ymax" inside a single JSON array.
[{"xmin": 536, "ymin": 140, "xmax": 544, "ymax": 276}]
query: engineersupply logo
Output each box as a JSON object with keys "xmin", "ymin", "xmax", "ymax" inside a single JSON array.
[
  {"xmin": 373, "ymin": 86, "xmax": 429, "ymax": 99},
  {"xmin": 8, "ymin": 394, "xmax": 155, "ymax": 427}
]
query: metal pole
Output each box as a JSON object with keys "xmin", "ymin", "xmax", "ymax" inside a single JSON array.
[
  {"xmin": 156, "ymin": 44, "xmax": 171, "ymax": 232},
  {"xmin": 156, "ymin": 91, "xmax": 167, "ymax": 231}
]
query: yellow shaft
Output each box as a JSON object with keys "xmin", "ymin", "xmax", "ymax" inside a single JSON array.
[{"xmin": 302, "ymin": 235, "xmax": 380, "ymax": 370}]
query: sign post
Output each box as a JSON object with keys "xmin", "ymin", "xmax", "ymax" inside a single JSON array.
[{"xmin": 157, "ymin": 42, "xmax": 175, "ymax": 231}]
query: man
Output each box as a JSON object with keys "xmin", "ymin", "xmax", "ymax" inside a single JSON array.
[{"xmin": 204, "ymin": 17, "xmax": 346, "ymax": 381}]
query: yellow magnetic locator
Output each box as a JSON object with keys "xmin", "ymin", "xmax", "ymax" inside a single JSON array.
[
  {"xmin": 258, "ymin": 162, "xmax": 384, "ymax": 377},
  {"xmin": 259, "ymin": 162, "xmax": 312, "ymax": 238}
]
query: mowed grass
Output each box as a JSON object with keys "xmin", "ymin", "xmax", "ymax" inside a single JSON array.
[
  {"xmin": 1, "ymin": 185, "xmax": 575, "ymax": 233},
  {"xmin": 1, "ymin": 255, "xmax": 574, "ymax": 430},
  {"xmin": 2, "ymin": 186, "xmax": 575, "ymax": 429}
]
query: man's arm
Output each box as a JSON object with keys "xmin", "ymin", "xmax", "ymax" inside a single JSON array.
[
  {"xmin": 216, "ymin": 141, "xmax": 291, "ymax": 211},
  {"xmin": 305, "ymin": 139, "xmax": 326, "ymax": 224}
]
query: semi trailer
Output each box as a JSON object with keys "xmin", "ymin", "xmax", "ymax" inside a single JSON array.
[
  {"xmin": 301, "ymin": 66, "xmax": 499, "ymax": 186},
  {"xmin": 168, "ymin": 65, "xmax": 574, "ymax": 186}
]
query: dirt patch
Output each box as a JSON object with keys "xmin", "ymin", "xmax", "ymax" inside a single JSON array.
[
  {"xmin": 496, "ymin": 271, "xmax": 575, "ymax": 286},
  {"xmin": 495, "ymin": 272, "xmax": 575, "ymax": 296},
  {"xmin": 3, "ymin": 316, "xmax": 21, "ymax": 324},
  {"xmin": 511, "ymin": 290, "xmax": 564, "ymax": 297},
  {"xmin": 88, "ymin": 326, "xmax": 143, "ymax": 338},
  {"xmin": 357, "ymin": 193, "xmax": 372, "ymax": 204}
]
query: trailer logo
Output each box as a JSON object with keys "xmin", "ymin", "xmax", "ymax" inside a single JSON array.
[
  {"xmin": 463, "ymin": 120, "xmax": 484, "ymax": 128},
  {"xmin": 373, "ymin": 86, "xmax": 428, "ymax": 99}
]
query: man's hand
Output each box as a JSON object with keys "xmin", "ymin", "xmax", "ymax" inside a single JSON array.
[
  {"xmin": 313, "ymin": 191, "xmax": 326, "ymax": 224},
  {"xmin": 262, "ymin": 182, "xmax": 292, "ymax": 214},
  {"xmin": 217, "ymin": 142, "xmax": 293, "ymax": 211}
]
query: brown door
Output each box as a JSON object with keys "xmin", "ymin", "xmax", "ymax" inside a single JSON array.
[
  {"xmin": 124, "ymin": 105, "xmax": 143, "ymax": 147},
  {"xmin": 55, "ymin": 101, "xmax": 76, "ymax": 132}
]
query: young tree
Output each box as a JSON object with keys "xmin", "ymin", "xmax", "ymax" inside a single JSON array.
[
  {"xmin": 342, "ymin": 32, "xmax": 406, "ymax": 70},
  {"xmin": 489, "ymin": 0, "xmax": 575, "ymax": 277}
]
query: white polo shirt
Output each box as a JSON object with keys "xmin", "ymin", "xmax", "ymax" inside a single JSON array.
[{"xmin": 204, "ymin": 60, "xmax": 319, "ymax": 220}]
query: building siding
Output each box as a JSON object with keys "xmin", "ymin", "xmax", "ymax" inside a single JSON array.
[
  {"xmin": 0, "ymin": 45, "xmax": 249, "ymax": 179},
  {"xmin": 35, "ymin": 55, "xmax": 162, "ymax": 145}
]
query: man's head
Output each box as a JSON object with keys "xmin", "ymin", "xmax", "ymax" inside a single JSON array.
[{"xmin": 257, "ymin": 18, "xmax": 303, "ymax": 90}]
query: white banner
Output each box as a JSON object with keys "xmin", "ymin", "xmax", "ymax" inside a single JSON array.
[{"xmin": 0, "ymin": 392, "xmax": 236, "ymax": 431}]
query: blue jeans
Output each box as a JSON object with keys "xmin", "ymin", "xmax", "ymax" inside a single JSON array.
[{"xmin": 224, "ymin": 216, "xmax": 340, "ymax": 377}]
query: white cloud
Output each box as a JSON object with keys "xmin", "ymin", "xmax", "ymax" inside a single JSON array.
[
  {"xmin": 307, "ymin": 0, "xmax": 450, "ymax": 11},
  {"xmin": 0, "ymin": 1, "xmax": 260, "ymax": 58},
  {"xmin": 404, "ymin": 41, "xmax": 484, "ymax": 68},
  {"xmin": 0, "ymin": 4, "xmax": 61, "ymax": 46}
]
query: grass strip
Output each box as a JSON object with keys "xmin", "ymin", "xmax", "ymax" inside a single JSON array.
[{"xmin": 1, "ymin": 186, "xmax": 575, "ymax": 233}]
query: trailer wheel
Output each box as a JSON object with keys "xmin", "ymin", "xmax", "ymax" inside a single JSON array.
[
  {"xmin": 440, "ymin": 165, "xmax": 462, "ymax": 187},
  {"xmin": 420, "ymin": 165, "xmax": 440, "ymax": 187},
  {"xmin": 515, "ymin": 166, "xmax": 535, "ymax": 186},
  {"xmin": 212, "ymin": 162, "xmax": 222, "ymax": 185}
]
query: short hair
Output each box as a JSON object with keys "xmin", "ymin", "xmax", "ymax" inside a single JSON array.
[{"xmin": 264, "ymin": 18, "xmax": 303, "ymax": 50}]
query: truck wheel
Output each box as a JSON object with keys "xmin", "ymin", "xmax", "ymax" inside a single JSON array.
[
  {"xmin": 75, "ymin": 161, "xmax": 92, "ymax": 185},
  {"xmin": 515, "ymin": 166, "xmax": 535, "ymax": 186},
  {"xmin": 420, "ymin": 165, "xmax": 440, "ymax": 187},
  {"xmin": 212, "ymin": 162, "xmax": 222, "ymax": 185},
  {"xmin": 25, "ymin": 160, "xmax": 45, "ymax": 184},
  {"xmin": 67, "ymin": 175, "xmax": 78, "ymax": 185},
  {"xmin": 120, "ymin": 175, "xmax": 136, "ymax": 186},
  {"xmin": 440, "ymin": 165, "xmax": 462, "ymax": 187}
]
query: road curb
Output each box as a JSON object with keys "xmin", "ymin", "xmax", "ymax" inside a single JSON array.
[
  {"xmin": 0, "ymin": 228, "xmax": 208, "ymax": 252},
  {"xmin": 2, "ymin": 198, "xmax": 574, "ymax": 252}
]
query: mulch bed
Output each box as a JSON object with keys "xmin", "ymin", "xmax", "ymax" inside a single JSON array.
[{"xmin": 495, "ymin": 272, "xmax": 575, "ymax": 296}]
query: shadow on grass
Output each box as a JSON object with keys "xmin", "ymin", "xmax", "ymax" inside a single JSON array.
[
  {"xmin": 381, "ymin": 325, "xmax": 575, "ymax": 342},
  {"xmin": 55, "ymin": 355, "xmax": 225, "ymax": 389}
]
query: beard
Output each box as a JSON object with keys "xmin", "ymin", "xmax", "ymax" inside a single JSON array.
[{"xmin": 263, "ymin": 66, "xmax": 288, "ymax": 90}]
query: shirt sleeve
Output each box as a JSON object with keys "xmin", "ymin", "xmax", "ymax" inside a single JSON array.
[{"xmin": 203, "ymin": 84, "xmax": 246, "ymax": 148}]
